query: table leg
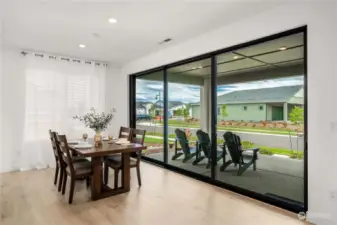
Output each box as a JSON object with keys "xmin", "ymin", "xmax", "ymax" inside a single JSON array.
[
  {"xmin": 91, "ymin": 156, "xmax": 102, "ymax": 200},
  {"xmin": 121, "ymin": 152, "xmax": 130, "ymax": 191}
]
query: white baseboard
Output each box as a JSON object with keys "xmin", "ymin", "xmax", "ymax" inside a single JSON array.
[{"xmin": 306, "ymin": 211, "xmax": 337, "ymax": 225}]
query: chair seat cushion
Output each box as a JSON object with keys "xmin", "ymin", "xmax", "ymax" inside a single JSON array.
[
  {"xmin": 105, "ymin": 155, "xmax": 137, "ymax": 168},
  {"xmin": 66, "ymin": 161, "xmax": 92, "ymax": 176},
  {"xmin": 72, "ymin": 156, "xmax": 89, "ymax": 163}
]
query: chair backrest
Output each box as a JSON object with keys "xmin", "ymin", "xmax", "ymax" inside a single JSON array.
[
  {"xmin": 130, "ymin": 129, "xmax": 146, "ymax": 161},
  {"xmin": 175, "ymin": 128, "xmax": 191, "ymax": 155},
  {"xmin": 119, "ymin": 127, "xmax": 132, "ymax": 140},
  {"xmin": 49, "ymin": 130, "xmax": 59, "ymax": 161},
  {"xmin": 196, "ymin": 130, "xmax": 211, "ymax": 158},
  {"xmin": 56, "ymin": 134, "xmax": 75, "ymax": 174},
  {"xmin": 130, "ymin": 129, "xmax": 146, "ymax": 145},
  {"xmin": 223, "ymin": 131, "xmax": 243, "ymax": 164}
]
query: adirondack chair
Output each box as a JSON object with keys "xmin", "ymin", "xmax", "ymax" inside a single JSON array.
[
  {"xmin": 194, "ymin": 130, "xmax": 224, "ymax": 169},
  {"xmin": 171, "ymin": 128, "xmax": 197, "ymax": 163},
  {"xmin": 220, "ymin": 131, "xmax": 259, "ymax": 176}
]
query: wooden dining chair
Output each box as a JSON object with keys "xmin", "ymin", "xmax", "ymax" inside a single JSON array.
[
  {"xmin": 103, "ymin": 129, "xmax": 146, "ymax": 188},
  {"xmin": 56, "ymin": 134, "xmax": 92, "ymax": 204},
  {"xmin": 49, "ymin": 130, "xmax": 61, "ymax": 187},
  {"xmin": 119, "ymin": 126, "xmax": 133, "ymax": 140},
  {"xmin": 103, "ymin": 126, "xmax": 132, "ymax": 187}
]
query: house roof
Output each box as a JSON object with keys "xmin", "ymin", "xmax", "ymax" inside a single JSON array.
[
  {"xmin": 193, "ymin": 85, "xmax": 303, "ymax": 105},
  {"xmin": 154, "ymin": 100, "xmax": 184, "ymax": 109},
  {"xmin": 136, "ymin": 102, "xmax": 146, "ymax": 109}
]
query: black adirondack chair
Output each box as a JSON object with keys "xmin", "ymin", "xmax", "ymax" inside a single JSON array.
[
  {"xmin": 220, "ymin": 131, "xmax": 259, "ymax": 176},
  {"xmin": 194, "ymin": 130, "xmax": 224, "ymax": 168},
  {"xmin": 171, "ymin": 128, "xmax": 197, "ymax": 163}
]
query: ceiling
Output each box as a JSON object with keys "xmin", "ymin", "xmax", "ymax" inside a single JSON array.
[
  {"xmin": 0, "ymin": 0, "xmax": 283, "ymax": 65},
  {"xmin": 168, "ymin": 32, "xmax": 304, "ymax": 77}
]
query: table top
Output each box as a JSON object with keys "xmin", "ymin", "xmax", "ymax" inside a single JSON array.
[{"xmin": 69, "ymin": 141, "xmax": 147, "ymax": 157}]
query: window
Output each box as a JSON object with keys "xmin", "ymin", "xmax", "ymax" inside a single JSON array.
[
  {"xmin": 259, "ymin": 105, "xmax": 264, "ymax": 110},
  {"xmin": 243, "ymin": 106, "xmax": 247, "ymax": 111}
]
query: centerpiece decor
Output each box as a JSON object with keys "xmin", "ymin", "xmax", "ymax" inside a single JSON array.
[{"xmin": 73, "ymin": 108, "xmax": 116, "ymax": 147}]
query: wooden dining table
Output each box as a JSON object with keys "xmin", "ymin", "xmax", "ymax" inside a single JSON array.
[{"xmin": 70, "ymin": 141, "xmax": 146, "ymax": 200}]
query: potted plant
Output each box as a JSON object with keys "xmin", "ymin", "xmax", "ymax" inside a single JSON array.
[{"xmin": 74, "ymin": 107, "xmax": 116, "ymax": 147}]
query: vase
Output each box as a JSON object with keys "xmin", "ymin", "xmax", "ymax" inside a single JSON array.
[{"xmin": 94, "ymin": 131, "xmax": 103, "ymax": 147}]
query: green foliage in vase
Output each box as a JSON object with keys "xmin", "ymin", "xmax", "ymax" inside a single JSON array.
[{"xmin": 73, "ymin": 107, "xmax": 116, "ymax": 132}]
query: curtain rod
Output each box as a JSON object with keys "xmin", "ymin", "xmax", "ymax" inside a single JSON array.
[{"xmin": 20, "ymin": 51, "xmax": 108, "ymax": 67}]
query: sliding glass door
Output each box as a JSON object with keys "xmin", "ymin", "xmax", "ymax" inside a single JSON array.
[
  {"xmin": 215, "ymin": 32, "xmax": 305, "ymax": 206},
  {"xmin": 134, "ymin": 70, "xmax": 164, "ymax": 162},
  {"xmin": 129, "ymin": 27, "xmax": 306, "ymax": 213},
  {"xmin": 166, "ymin": 58, "xmax": 212, "ymax": 176}
]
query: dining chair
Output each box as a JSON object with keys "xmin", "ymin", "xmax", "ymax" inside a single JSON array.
[
  {"xmin": 49, "ymin": 130, "xmax": 61, "ymax": 187},
  {"xmin": 103, "ymin": 128, "xmax": 146, "ymax": 188},
  {"xmin": 119, "ymin": 126, "xmax": 133, "ymax": 140},
  {"xmin": 56, "ymin": 134, "xmax": 92, "ymax": 204},
  {"xmin": 50, "ymin": 131, "xmax": 89, "ymax": 192},
  {"xmin": 103, "ymin": 126, "xmax": 133, "ymax": 187}
]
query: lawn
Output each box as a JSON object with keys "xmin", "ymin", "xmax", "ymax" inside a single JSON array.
[
  {"xmin": 144, "ymin": 134, "xmax": 303, "ymax": 159},
  {"xmin": 154, "ymin": 120, "xmax": 299, "ymax": 136}
]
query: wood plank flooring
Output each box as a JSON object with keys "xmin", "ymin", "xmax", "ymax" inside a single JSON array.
[{"xmin": 0, "ymin": 162, "xmax": 309, "ymax": 225}]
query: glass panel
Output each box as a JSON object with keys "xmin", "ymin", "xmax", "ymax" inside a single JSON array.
[
  {"xmin": 166, "ymin": 58, "xmax": 212, "ymax": 176},
  {"xmin": 135, "ymin": 71, "xmax": 164, "ymax": 162},
  {"xmin": 215, "ymin": 32, "xmax": 305, "ymax": 206}
]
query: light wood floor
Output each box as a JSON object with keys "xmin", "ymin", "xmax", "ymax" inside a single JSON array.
[{"xmin": 0, "ymin": 162, "xmax": 309, "ymax": 225}]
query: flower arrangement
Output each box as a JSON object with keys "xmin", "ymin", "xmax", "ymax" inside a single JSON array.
[{"xmin": 73, "ymin": 107, "xmax": 116, "ymax": 133}]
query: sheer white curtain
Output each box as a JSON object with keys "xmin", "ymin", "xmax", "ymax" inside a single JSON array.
[{"xmin": 1, "ymin": 51, "xmax": 106, "ymax": 171}]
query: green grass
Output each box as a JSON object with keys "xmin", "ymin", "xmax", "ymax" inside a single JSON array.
[
  {"xmin": 144, "ymin": 134, "xmax": 303, "ymax": 159},
  {"xmin": 155, "ymin": 120, "xmax": 298, "ymax": 136}
]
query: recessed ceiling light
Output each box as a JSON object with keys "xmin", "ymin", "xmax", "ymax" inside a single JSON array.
[
  {"xmin": 192, "ymin": 67, "xmax": 197, "ymax": 69},
  {"xmin": 197, "ymin": 66, "xmax": 203, "ymax": 69},
  {"xmin": 108, "ymin": 18, "xmax": 118, "ymax": 23},
  {"xmin": 279, "ymin": 46, "xmax": 287, "ymax": 51},
  {"xmin": 233, "ymin": 56, "xmax": 239, "ymax": 59},
  {"xmin": 79, "ymin": 44, "xmax": 86, "ymax": 48}
]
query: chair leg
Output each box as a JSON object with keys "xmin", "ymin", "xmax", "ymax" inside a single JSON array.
[
  {"xmin": 86, "ymin": 177, "xmax": 90, "ymax": 188},
  {"xmin": 58, "ymin": 168, "xmax": 64, "ymax": 192},
  {"xmin": 114, "ymin": 169, "xmax": 119, "ymax": 189},
  {"xmin": 54, "ymin": 164, "xmax": 59, "ymax": 185},
  {"xmin": 103, "ymin": 164, "xmax": 109, "ymax": 185},
  {"xmin": 136, "ymin": 166, "xmax": 142, "ymax": 186},
  {"xmin": 68, "ymin": 178, "xmax": 75, "ymax": 204},
  {"xmin": 220, "ymin": 160, "xmax": 233, "ymax": 172},
  {"xmin": 62, "ymin": 173, "xmax": 67, "ymax": 195}
]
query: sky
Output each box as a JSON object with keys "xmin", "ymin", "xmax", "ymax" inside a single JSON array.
[{"xmin": 136, "ymin": 75, "xmax": 304, "ymax": 103}]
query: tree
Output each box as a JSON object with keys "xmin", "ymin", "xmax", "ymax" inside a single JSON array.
[
  {"xmin": 289, "ymin": 106, "xmax": 304, "ymax": 125},
  {"xmin": 174, "ymin": 104, "xmax": 191, "ymax": 119},
  {"xmin": 183, "ymin": 104, "xmax": 191, "ymax": 119},
  {"xmin": 220, "ymin": 104, "xmax": 228, "ymax": 119},
  {"xmin": 149, "ymin": 104, "xmax": 156, "ymax": 117}
]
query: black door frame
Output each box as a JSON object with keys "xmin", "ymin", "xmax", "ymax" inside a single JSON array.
[{"xmin": 129, "ymin": 26, "xmax": 308, "ymax": 213}]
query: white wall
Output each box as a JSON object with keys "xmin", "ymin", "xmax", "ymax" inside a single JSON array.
[
  {"xmin": 117, "ymin": 2, "xmax": 337, "ymax": 224},
  {"xmin": 105, "ymin": 65, "xmax": 127, "ymax": 137}
]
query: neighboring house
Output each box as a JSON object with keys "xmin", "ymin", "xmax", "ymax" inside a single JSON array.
[
  {"xmin": 139, "ymin": 101, "xmax": 153, "ymax": 115},
  {"xmin": 153, "ymin": 100, "xmax": 185, "ymax": 117},
  {"xmin": 136, "ymin": 102, "xmax": 147, "ymax": 115},
  {"xmin": 191, "ymin": 85, "xmax": 304, "ymax": 122}
]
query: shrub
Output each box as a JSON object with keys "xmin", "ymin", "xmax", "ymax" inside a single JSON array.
[
  {"xmin": 259, "ymin": 148, "xmax": 273, "ymax": 155},
  {"xmin": 289, "ymin": 151, "xmax": 304, "ymax": 159}
]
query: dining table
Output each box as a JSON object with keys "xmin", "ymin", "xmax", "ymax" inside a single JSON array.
[{"xmin": 69, "ymin": 140, "xmax": 146, "ymax": 200}]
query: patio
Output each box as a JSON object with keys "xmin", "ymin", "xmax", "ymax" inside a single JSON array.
[{"xmin": 144, "ymin": 149, "xmax": 304, "ymax": 203}]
